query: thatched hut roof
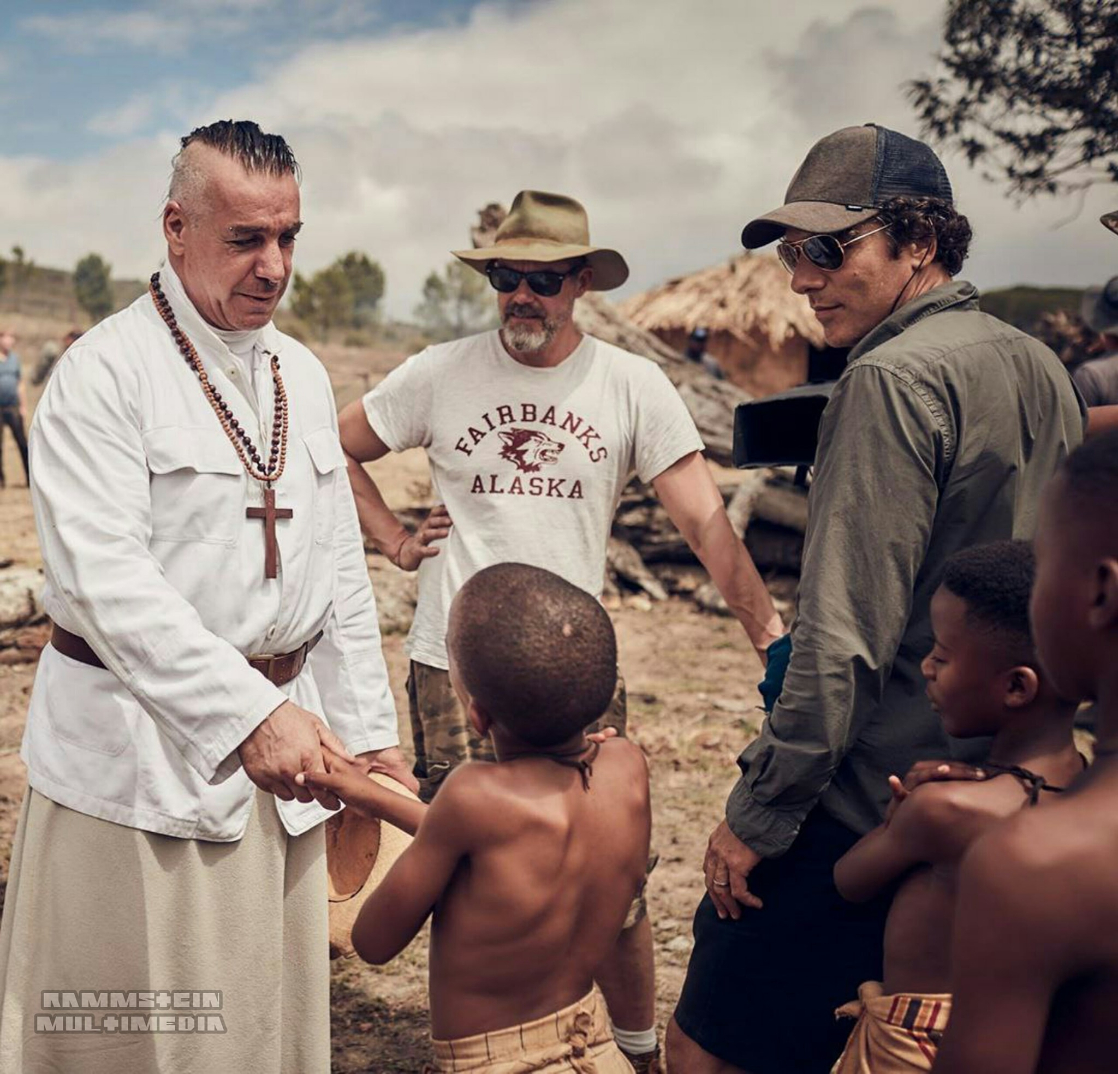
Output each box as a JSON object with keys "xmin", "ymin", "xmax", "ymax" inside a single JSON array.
[{"xmin": 619, "ymin": 254, "xmax": 825, "ymax": 350}]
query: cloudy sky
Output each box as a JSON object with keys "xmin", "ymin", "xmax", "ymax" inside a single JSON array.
[{"xmin": 1, "ymin": 0, "xmax": 1115, "ymax": 318}]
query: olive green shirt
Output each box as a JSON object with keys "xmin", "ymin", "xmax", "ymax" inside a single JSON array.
[{"xmin": 727, "ymin": 281, "xmax": 1086, "ymax": 857}]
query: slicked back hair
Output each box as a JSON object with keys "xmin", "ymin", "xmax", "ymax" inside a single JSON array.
[
  {"xmin": 448, "ymin": 563, "xmax": 617, "ymax": 747},
  {"xmin": 168, "ymin": 119, "xmax": 299, "ymax": 205},
  {"xmin": 941, "ymin": 540, "xmax": 1036, "ymax": 664}
]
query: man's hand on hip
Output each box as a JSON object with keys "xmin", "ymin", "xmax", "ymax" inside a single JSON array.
[
  {"xmin": 393, "ymin": 505, "xmax": 452, "ymax": 571},
  {"xmin": 238, "ymin": 700, "xmax": 353, "ymax": 808},
  {"xmin": 704, "ymin": 819, "xmax": 764, "ymax": 919},
  {"xmin": 356, "ymin": 745, "xmax": 419, "ymax": 794}
]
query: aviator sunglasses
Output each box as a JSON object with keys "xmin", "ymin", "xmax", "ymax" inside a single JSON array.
[
  {"xmin": 776, "ymin": 222, "xmax": 890, "ymax": 274},
  {"xmin": 486, "ymin": 262, "xmax": 583, "ymax": 298}
]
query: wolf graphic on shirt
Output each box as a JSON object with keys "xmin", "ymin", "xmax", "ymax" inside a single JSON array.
[{"xmin": 498, "ymin": 428, "xmax": 564, "ymax": 473}]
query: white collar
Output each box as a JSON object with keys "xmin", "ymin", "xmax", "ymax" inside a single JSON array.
[
  {"xmin": 212, "ymin": 324, "xmax": 262, "ymax": 361},
  {"xmin": 157, "ymin": 260, "xmax": 280, "ymax": 361}
]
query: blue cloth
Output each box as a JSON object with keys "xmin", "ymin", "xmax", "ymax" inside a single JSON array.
[
  {"xmin": 757, "ymin": 633, "xmax": 792, "ymax": 713},
  {"xmin": 0, "ymin": 352, "xmax": 21, "ymax": 407}
]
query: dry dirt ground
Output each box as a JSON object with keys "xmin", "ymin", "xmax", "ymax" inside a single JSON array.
[{"xmin": 0, "ymin": 335, "xmax": 772, "ymax": 1072}]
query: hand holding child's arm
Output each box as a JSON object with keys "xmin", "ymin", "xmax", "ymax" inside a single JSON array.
[{"xmin": 296, "ymin": 747, "xmax": 427, "ymax": 836}]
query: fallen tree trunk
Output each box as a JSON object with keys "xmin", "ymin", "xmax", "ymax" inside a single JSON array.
[{"xmin": 612, "ymin": 473, "xmax": 806, "ymax": 567}]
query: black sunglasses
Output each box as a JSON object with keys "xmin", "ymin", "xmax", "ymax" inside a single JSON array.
[
  {"xmin": 776, "ymin": 222, "xmax": 890, "ymax": 274},
  {"xmin": 486, "ymin": 262, "xmax": 583, "ymax": 297}
]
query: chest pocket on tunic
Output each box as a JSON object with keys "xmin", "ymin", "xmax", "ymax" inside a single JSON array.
[
  {"xmin": 303, "ymin": 426, "xmax": 347, "ymax": 545},
  {"xmin": 143, "ymin": 426, "xmax": 245, "ymax": 544}
]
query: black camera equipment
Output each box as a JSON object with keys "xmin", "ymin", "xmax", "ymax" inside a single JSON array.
[{"xmin": 732, "ymin": 347, "xmax": 847, "ymax": 483}]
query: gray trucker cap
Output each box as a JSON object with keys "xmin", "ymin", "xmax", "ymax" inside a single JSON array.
[{"xmin": 742, "ymin": 124, "xmax": 954, "ymax": 249}]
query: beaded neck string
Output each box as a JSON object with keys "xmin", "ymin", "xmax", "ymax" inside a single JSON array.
[{"xmin": 149, "ymin": 272, "xmax": 289, "ymax": 484}]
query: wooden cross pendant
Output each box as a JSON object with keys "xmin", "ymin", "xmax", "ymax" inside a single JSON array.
[{"xmin": 246, "ymin": 485, "xmax": 293, "ymax": 579}]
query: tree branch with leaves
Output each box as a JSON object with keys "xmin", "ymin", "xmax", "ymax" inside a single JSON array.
[{"xmin": 909, "ymin": 0, "xmax": 1118, "ymax": 198}]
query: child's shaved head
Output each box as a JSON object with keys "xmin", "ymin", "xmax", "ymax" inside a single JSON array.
[
  {"xmin": 448, "ymin": 563, "xmax": 617, "ymax": 747},
  {"xmin": 942, "ymin": 540, "xmax": 1036, "ymax": 665}
]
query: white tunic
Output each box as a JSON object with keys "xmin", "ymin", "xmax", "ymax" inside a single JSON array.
[{"xmin": 22, "ymin": 262, "xmax": 398, "ymax": 840}]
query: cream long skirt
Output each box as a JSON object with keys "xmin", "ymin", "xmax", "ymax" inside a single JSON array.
[{"xmin": 0, "ymin": 787, "xmax": 330, "ymax": 1074}]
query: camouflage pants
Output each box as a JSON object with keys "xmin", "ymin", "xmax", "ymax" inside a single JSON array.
[{"xmin": 406, "ymin": 661, "xmax": 651, "ymax": 927}]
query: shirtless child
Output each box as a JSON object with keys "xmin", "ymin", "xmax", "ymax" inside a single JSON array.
[
  {"xmin": 935, "ymin": 430, "xmax": 1118, "ymax": 1074},
  {"xmin": 830, "ymin": 540, "xmax": 1083, "ymax": 1073},
  {"xmin": 301, "ymin": 562, "xmax": 651, "ymax": 1073}
]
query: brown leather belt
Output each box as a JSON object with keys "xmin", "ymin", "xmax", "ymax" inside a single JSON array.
[{"xmin": 50, "ymin": 624, "xmax": 324, "ymax": 688}]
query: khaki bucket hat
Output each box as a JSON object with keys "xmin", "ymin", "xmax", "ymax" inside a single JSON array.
[
  {"xmin": 454, "ymin": 190, "xmax": 629, "ymax": 291},
  {"xmin": 326, "ymin": 772, "xmax": 418, "ymax": 959}
]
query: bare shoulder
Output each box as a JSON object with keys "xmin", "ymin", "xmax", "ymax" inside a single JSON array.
[
  {"xmin": 972, "ymin": 795, "xmax": 1099, "ymax": 869},
  {"xmin": 597, "ymin": 737, "xmax": 648, "ymax": 773},
  {"xmin": 421, "ymin": 762, "xmax": 504, "ymax": 836},
  {"xmin": 430, "ymin": 758, "xmax": 558, "ymax": 832},
  {"xmin": 903, "ymin": 775, "xmax": 1020, "ymax": 822},
  {"xmin": 594, "ymin": 739, "xmax": 650, "ymax": 796},
  {"xmin": 890, "ymin": 777, "xmax": 1017, "ymax": 860},
  {"xmin": 960, "ymin": 798, "xmax": 1118, "ymax": 945},
  {"xmin": 433, "ymin": 760, "xmax": 504, "ymax": 808}
]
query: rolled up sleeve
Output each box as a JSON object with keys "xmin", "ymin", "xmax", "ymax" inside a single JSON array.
[{"xmin": 726, "ymin": 362, "xmax": 946, "ymax": 857}]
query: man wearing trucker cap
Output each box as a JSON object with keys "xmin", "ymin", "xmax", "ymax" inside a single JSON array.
[{"xmin": 668, "ymin": 124, "xmax": 1085, "ymax": 1073}]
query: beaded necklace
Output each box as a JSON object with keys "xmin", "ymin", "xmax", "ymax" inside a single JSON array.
[{"xmin": 149, "ymin": 272, "xmax": 292, "ymax": 579}]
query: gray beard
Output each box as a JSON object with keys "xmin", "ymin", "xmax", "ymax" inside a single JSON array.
[{"xmin": 500, "ymin": 319, "xmax": 557, "ymax": 355}]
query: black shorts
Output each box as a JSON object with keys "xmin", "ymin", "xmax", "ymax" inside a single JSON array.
[{"xmin": 673, "ymin": 808, "xmax": 890, "ymax": 1074}]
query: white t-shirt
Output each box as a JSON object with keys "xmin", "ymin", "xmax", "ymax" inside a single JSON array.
[{"xmin": 364, "ymin": 330, "xmax": 704, "ymax": 669}]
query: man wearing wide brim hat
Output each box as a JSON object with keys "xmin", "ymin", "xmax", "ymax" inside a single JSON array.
[
  {"xmin": 336, "ymin": 189, "xmax": 783, "ymax": 1072},
  {"xmin": 669, "ymin": 124, "xmax": 1086, "ymax": 1074},
  {"xmin": 1073, "ymin": 275, "xmax": 1118, "ymax": 408},
  {"xmin": 453, "ymin": 189, "xmax": 630, "ymax": 291}
]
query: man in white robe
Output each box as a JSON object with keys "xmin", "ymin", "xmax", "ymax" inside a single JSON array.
[{"xmin": 0, "ymin": 119, "xmax": 409, "ymax": 1074}]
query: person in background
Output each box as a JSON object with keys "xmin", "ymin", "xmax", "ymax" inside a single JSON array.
[
  {"xmin": 670, "ymin": 123, "xmax": 1085, "ymax": 1074},
  {"xmin": 302, "ymin": 563, "xmax": 650, "ymax": 1074},
  {"xmin": 935, "ymin": 431, "xmax": 1118, "ymax": 1074},
  {"xmin": 685, "ymin": 326, "xmax": 725, "ymax": 379},
  {"xmin": 338, "ymin": 190, "xmax": 783, "ymax": 1073},
  {"xmin": 1073, "ymin": 276, "xmax": 1118, "ymax": 407},
  {"xmin": 0, "ymin": 120, "xmax": 404, "ymax": 1074},
  {"xmin": 0, "ymin": 331, "xmax": 29, "ymax": 488},
  {"xmin": 31, "ymin": 328, "xmax": 82, "ymax": 387},
  {"xmin": 830, "ymin": 539, "xmax": 1083, "ymax": 1074}
]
